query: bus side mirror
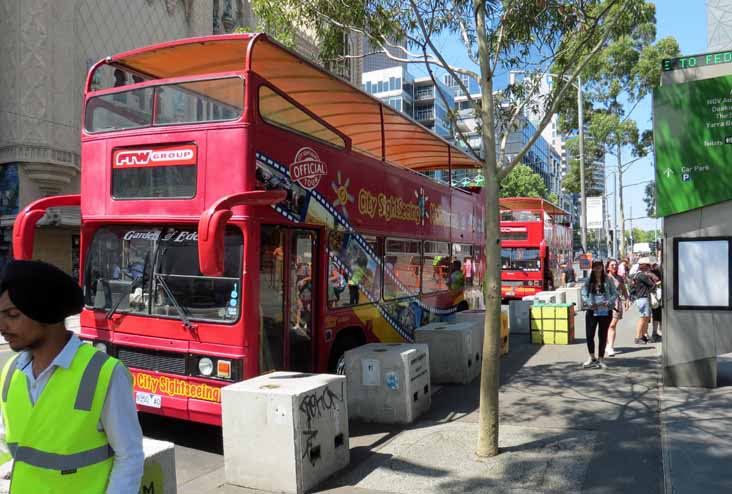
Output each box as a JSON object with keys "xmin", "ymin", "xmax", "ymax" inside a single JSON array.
[
  {"xmin": 198, "ymin": 209, "xmax": 233, "ymax": 277},
  {"xmin": 197, "ymin": 190, "xmax": 287, "ymax": 277},
  {"xmin": 13, "ymin": 195, "xmax": 81, "ymax": 260}
]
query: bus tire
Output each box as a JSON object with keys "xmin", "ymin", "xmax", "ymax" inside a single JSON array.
[
  {"xmin": 328, "ymin": 329, "xmax": 365, "ymax": 374},
  {"xmin": 457, "ymin": 301, "xmax": 469, "ymax": 312}
]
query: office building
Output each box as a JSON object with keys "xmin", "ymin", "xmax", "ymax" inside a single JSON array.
[{"xmin": 708, "ymin": 0, "xmax": 732, "ymax": 51}]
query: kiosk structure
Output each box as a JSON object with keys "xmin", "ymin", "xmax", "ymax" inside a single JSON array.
[{"xmin": 655, "ymin": 51, "xmax": 732, "ymax": 387}]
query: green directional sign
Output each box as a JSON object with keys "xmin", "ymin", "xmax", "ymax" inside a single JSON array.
[{"xmin": 653, "ymin": 74, "xmax": 732, "ymax": 216}]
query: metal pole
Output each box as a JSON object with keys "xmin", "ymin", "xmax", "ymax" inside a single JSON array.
[
  {"xmin": 613, "ymin": 172, "xmax": 618, "ymax": 258},
  {"xmin": 578, "ymin": 75, "xmax": 587, "ymax": 254}
]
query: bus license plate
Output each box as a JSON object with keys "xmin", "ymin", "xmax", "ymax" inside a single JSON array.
[
  {"xmin": 136, "ymin": 391, "xmax": 162, "ymax": 409},
  {"xmin": 507, "ymin": 291, "xmax": 515, "ymax": 297}
]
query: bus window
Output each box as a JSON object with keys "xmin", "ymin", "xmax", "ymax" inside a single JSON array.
[
  {"xmin": 85, "ymin": 77, "xmax": 243, "ymax": 133},
  {"xmin": 452, "ymin": 243, "xmax": 474, "ymax": 287},
  {"xmin": 501, "ymin": 247, "xmax": 540, "ymax": 271},
  {"xmin": 260, "ymin": 226, "xmax": 284, "ymax": 373},
  {"xmin": 383, "ymin": 238, "xmax": 421, "ymax": 300},
  {"xmin": 328, "ymin": 230, "xmax": 380, "ymax": 307},
  {"xmin": 422, "ymin": 240, "xmax": 450, "ymax": 293},
  {"xmin": 112, "ymin": 145, "xmax": 197, "ymax": 199},
  {"xmin": 83, "ymin": 225, "xmax": 243, "ymax": 323},
  {"xmin": 500, "ymin": 210, "xmax": 541, "ymax": 222},
  {"xmin": 155, "ymin": 78, "xmax": 243, "ymax": 125}
]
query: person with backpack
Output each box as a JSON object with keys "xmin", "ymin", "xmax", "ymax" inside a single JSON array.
[
  {"xmin": 631, "ymin": 257, "xmax": 660, "ymax": 344},
  {"xmin": 580, "ymin": 259, "xmax": 618, "ymax": 369}
]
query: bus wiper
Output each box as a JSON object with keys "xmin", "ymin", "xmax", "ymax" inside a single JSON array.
[
  {"xmin": 105, "ymin": 279, "xmax": 138, "ymax": 320},
  {"xmin": 106, "ymin": 251, "xmax": 150, "ymax": 320},
  {"xmin": 154, "ymin": 273, "xmax": 194, "ymax": 331}
]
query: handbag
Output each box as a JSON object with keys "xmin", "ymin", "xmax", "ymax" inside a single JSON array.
[{"xmin": 650, "ymin": 286, "xmax": 662, "ymax": 309}]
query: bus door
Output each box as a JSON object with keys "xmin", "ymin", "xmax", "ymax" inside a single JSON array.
[{"xmin": 259, "ymin": 225, "xmax": 318, "ymax": 374}]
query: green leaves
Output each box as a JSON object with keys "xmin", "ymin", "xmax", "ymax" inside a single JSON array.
[{"xmin": 499, "ymin": 164, "xmax": 549, "ymax": 198}]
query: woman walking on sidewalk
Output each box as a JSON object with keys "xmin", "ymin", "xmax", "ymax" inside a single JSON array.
[
  {"xmin": 581, "ymin": 260, "xmax": 618, "ymax": 369},
  {"xmin": 605, "ymin": 259, "xmax": 628, "ymax": 357}
]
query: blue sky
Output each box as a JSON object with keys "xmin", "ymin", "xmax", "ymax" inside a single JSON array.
[{"xmin": 413, "ymin": 1, "xmax": 708, "ymax": 232}]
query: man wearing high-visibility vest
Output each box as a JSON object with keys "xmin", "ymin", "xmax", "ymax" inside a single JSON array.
[{"xmin": 0, "ymin": 260, "xmax": 143, "ymax": 493}]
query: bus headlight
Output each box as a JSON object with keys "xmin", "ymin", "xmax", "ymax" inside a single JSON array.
[
  {"xmin": 198, "ymin": 357, "xmax": 214, "ymax": 376},
  {"xmin": 94, "ymin": 342, "xmax": 108, "ymax": 354}
]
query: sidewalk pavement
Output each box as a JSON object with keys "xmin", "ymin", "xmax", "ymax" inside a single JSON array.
[
  {"xmin": 660, "ymin": 353, "xmax": 732, "ymax": 493},
  {"xmin": 175, "ymin": 307, "xmax": 667, "ymax": 494}
]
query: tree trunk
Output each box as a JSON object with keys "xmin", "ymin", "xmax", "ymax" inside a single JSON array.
[
  {"xmin": 617, "ymin": 143, "xmax": 626, "ymax": 257},
  {"xmin": 474, "ymin": 1, "xmax": 500, "ymax": 458}
]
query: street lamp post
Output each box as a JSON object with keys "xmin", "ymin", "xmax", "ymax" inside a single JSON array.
[{"xmin": 577, "ymin": 75, "xmax": 587, "ymax": 255}]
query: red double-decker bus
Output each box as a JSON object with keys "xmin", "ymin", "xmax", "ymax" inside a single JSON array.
[
  {"xmin": 13, "ymin": 34, "xmax": 484, "ymax": 425},
  {"xmin": 499, "ymin": 198, "xmax": 571, "ymax": 300}
]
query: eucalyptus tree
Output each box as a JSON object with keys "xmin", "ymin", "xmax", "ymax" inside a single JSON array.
[{"xmin": 251, "ymin": 0, "xmax": 662, "ymax": 457}]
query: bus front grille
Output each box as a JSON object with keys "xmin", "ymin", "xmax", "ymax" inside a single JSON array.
[{"xmin": 117, "ymin": 347, "xmax": 187, "ymax": 375}]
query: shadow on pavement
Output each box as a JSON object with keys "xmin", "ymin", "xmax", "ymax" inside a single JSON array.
[{"xmin": 140, "ymin": 412, "xmax": 224, "ymax": 455}]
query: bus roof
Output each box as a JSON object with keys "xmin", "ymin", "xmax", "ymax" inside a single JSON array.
[
  {"xmin": 499, "ymin": 197, "xmax": 570, "ymax": 217},
  {"xmin": 104, "ymin": 33, "xmax": 481, "ymax": 173}
]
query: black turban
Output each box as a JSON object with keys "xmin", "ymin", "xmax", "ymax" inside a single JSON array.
[{"xmin": 0, "ymin": 260, "xmax": 84, "ymax": 324}]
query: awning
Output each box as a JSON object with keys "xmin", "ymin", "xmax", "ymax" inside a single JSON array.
[
  {"xmin": 110, "ymin": 34, "xmax": 481, "ymax": 172},
  {"xmin": 499, "ymin": 197, "xmax": 569, "ymax": 217}
]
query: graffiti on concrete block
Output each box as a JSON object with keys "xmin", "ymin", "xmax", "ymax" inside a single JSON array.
[{"xmin": 298, "ymin": 381, "xmax": 344, "ymax": 466}]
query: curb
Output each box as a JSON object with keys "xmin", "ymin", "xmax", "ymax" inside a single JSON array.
[{"xmin": 657, "ymin": 345, "xmax": 672, "ymax": 494}]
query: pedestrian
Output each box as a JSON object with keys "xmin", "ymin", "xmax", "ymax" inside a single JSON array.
[
  {"xmin": 605, "ymin": 259, "xmax": 628, "ymax": 357},
  {"xmin": 560, "ymin": 261, "xmax": 575, "ymax": 287},
  {"xmin": 650, "ymin": 261, "xmax": 663, "ymax": 342},
  {"xmin": 632, "ymin": 257, "xmax": 659, "ymax": 344},
  {"xmin": 0, "ymin": 260, "xmax": 144, "ymax": 493},
  {"xmin": 580, "ymin": 259, "xmax": 618, "ymax": 369}
]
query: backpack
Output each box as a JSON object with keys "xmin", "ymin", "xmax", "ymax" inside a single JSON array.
[{"xmin": 628, "ymin": 273, "xmax": 640, "ymax": 301}]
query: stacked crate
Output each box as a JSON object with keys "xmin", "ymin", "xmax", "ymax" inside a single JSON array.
[{"xmin": 530, "ymin": 304, "xmax": 575, "ymax": 345}]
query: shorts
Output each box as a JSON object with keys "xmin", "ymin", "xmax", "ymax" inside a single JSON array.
[
  {"xmin": 636, "ymin": 297, "xmax": 651, "ymax": 318},
  {"xmin": 652, "ymin": 306, "xmax": 662, "ymax": 322},
  {"xmin": 613, "ymin": 305, "xmax": 623, "ymax": 321}
]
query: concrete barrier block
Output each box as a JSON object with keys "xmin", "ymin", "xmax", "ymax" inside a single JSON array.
[
  {"xmin": 222, "ymin": 372, "xmax": 349, "ymax": 494},
  {"xmin": 455, "ymin": 310, "xmax": 485, "ymax": 364},
  {"xmin": 558, "ymin": 286, "xmax": 584, "ymax": 311},
  {"xmin": 509, "ymin": 300, "xmax": 533, "ymax": 334},
  {"xmin": 534, "ymin": 291, "xmax": 558, "ymax": 304},
  {"xmin": 141, "ymin": 437, "xmax": 177, "ymax": 494},
  {"xmin": 455, "ymin": 309, "xmax": 509, "ymax": 357},
  {"xmin": 344, "ymin": 343, "xmax": 430, "ymax": 424},
  {"xmin": 416, "ymin": 322, "xmax": 480, "ymax": 384},
  {"xmin": 0, "ymin": 437, "xmax": 177, "ymax": 494}
]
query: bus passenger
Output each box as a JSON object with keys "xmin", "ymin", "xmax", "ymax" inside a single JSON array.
[
  {"xmin": 449, "ymin": 260, "xmax": 465, "ymax": 292},
  {"xmin": 329, "ymin": 266, "xmax": 346, "ymax": 304},
  {"xmin": 462, "ymin": 257, "xmax": 473, "ymax": 287},
  {"xmin": 348, "ymin": 256, "xmax": 367, "ymax": 305}
]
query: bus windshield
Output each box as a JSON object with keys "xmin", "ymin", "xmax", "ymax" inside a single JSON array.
[
  {"xmin": 83, "ymin": 225, "xmax": 243, "ymax": 323},
  {"xmin": 501, "ymin": 247, "xmax": 541, "ymax": 271}
]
